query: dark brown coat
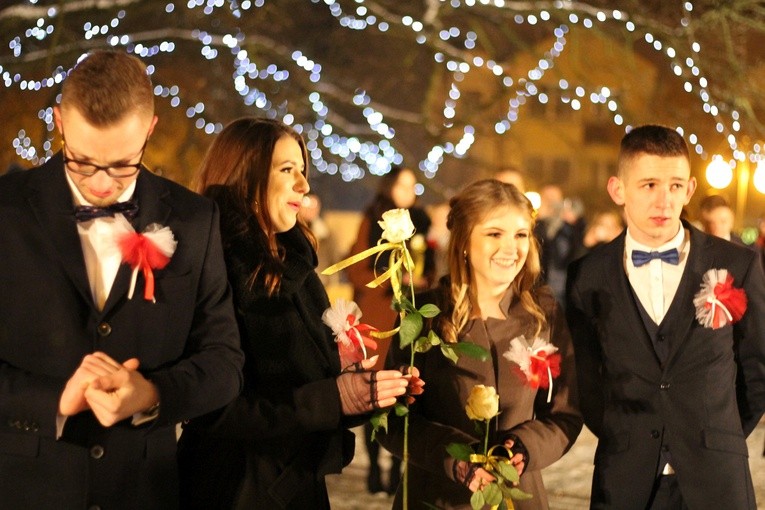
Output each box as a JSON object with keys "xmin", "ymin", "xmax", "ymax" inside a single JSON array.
[{"xmin": 378, "ymin": 281, "xmax": 582, "ymax": 510}]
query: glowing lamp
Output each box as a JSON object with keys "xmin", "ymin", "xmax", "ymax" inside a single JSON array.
[{"xmin": 705, "ymin": 156, "xmax": 733, "ymax": 189}]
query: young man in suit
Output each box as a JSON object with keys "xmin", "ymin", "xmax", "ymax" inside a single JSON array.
[
  {"xmin": 0, "ymin": 50, "xmax": 244, "ymax": 509},
  {"xmin": 566, "ymin": 125, "xmax": 765, "ymax": 509}
]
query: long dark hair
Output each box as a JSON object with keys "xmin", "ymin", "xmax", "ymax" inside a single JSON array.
[{"xmin": 195, "ymin": 117, "xmax": 314, "ymax": 295}]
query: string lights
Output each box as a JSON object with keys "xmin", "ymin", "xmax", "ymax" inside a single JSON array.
[{"xmin": 1, "ymin": 0, "xmax": 754, "ymax": 185}]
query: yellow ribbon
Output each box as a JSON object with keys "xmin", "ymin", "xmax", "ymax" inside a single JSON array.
[
  {"xmin": 469, "ymin": 445, "xmax": 514, "ymax": 474},
  {"xmin": 370, "ymin": 327, "xmax": 400, "ymax": 339},
  {"xmin": 322, "ymin": 241, "xmax": 399, "ymax": 275},
  {"xmin": 322, "ymin": 239, "xmax": 414, "ymax": 294}
]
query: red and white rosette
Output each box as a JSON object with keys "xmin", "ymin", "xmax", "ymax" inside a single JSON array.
[
  {"xmin": 503, "ymin": 335, "xmax": 561, "ymax": 403},
  {"xmin": 693, "ymin": 268, "xmax": 747, "ymax": 329},
  {"xmin": 113, "ymin": 217, "xmax": 177, "ymax": 303},
  {"xmin": 322, "ymin": 298, "xmax": 379, "ymax": 369}
]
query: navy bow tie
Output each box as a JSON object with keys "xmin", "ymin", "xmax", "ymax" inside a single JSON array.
[
  {"xmin": 74, "ymin": 200, "xmax": 139, "ymax": 222},
  {"xmin": 631, "ymin": 248, "xmax": 680, "ymax": 267}
]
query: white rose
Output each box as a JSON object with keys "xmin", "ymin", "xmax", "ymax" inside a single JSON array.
[
  {"xmin": 378, "ymin": 208, "xmax": 416, "ymax": 244},
  {"xmin": 465, "ymin": 385, "xmax": 499, "ymax": 421}
]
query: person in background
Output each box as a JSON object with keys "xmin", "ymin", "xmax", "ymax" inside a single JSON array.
[
  {"xmin": 378, "ymin": 179, "xmax": 582, "ymax": 510},
  {"xmin": 575, "ymin": 210, "xmax": 625, "ymax": 259},
  {"xmin": 494, "ymin": 165, "xmax": 527, "ymax": 193},
  {"xmin": 426, "ymin": 201, "xmax": 452, "ymax": 282},
  {"xmin": 567, "ymin": 124, "xmax": 765, "ymax": 509},
  {"xmin": 534, "ymin": 185, "xmax": 583, "ymax": 307},
  {"xmin": 347, "ymin": 165, "xmax": 436, "ymax": 494},
  {"xmin": 698, "ymin": 194, "xmax": 744, "ymax": 245},
  {"xmin": 0, "ymin": 50, "xmax": 244, "ymax": 509},
  {"xmin": 300, "ymin": 192, "xmax": 338, "ymax": 286},
  {"xmin": 4, "ymin": 162, "xmax": 25, "ymax": 174},
  {"xmin": 178, "ymin": 118, "xmax": 420, "ymax": 509},
  {"xmin": 758, "ymin": 214, "xmax": 765, "ymax": 459}
]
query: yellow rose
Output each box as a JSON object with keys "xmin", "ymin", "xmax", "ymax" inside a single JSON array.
[
  {"xmin": 378, "ymin": 208, "xmax": 416, "ymax": 243},
  {"xmin": 465, "ymin": 385, "xmax": 499, "ymax": 421}
]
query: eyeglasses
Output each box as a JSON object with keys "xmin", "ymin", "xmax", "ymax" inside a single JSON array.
[{"xmin": 61, "ymin": 135, "xmax": 148, "ymax": 178}]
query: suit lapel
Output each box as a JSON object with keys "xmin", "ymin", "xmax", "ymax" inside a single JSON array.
[
  {"xmin": 604, "ymin": 234, "xmax": 664, "ymax": 373},
  {"xmin": 662, "ymin": 225, "xmax": 713, "ymax": 368},
  {"xmin": 102, "ymin": 170, "xmax": 172, "ymax": 314},
  {"xmin": 26, "ymin": 154, "xmax": 94, "ymax": 307}
]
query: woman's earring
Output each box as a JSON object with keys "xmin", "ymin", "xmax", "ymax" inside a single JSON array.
[{"xmin": 463, "ymin": 250, "xmax": 467, "ymax": 259}]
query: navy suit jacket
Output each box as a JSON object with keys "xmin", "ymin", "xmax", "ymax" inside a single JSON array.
[
  {"xmin": 566, "ymin": 223, "xmax": 765, "ymax": 510},
  {"xmin": 0, "ymin": 153, "xmax": 244, "ymax": 509}
]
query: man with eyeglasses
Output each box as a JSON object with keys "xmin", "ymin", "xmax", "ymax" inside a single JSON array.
[{"xmin": 0, "ymin": 50, "xmax": 243, "ymax": 509}]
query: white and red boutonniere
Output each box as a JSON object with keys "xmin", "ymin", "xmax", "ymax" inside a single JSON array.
[
  {"xmin": 503, "ymin": 335, "xmax": 561, "ymax": 403},
  {"xmin": 693, "ymin": 268, "xmax": 747, "ymax": 329},
  {"xmin": 322, "ymin": 299, "xmax": 379, "ymax": 369},
  {"xmin": 113, "ymin": 216, "xmax": 177, "ymax": 303}
]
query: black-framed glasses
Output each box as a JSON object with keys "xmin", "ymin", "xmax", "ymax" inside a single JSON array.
[{"xmin": 61, "ymin": 134, "xmax": 148, "ymax": 178}]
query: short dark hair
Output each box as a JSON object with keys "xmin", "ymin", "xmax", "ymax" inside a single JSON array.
[
  {"xmin": 618, "ymin": 125, "xmax": 689, "ymax": 176},
  {"xmin": 60, "ymin": 50, "xmax": 154, "ymax": 126},
  {"xmin": 699, "ymin": 194, "xmax": 731, "ymax": 213}
]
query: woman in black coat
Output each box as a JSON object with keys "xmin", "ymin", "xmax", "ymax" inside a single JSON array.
[{"xmin": 177, "ymin": 118, "xmax": 419, "ymax": 509}]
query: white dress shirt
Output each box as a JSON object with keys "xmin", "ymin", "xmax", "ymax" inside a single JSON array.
[
  {"xmin": 65, "ymin": 173, "xmax": 137, "ymax": 310},
  {"xmin": 624, "ymin": 226, "xmax": 689, "ymax": 325},
  {"xmin": 57, "ymin": 176, "xmax": 152, "ymax": 436}
]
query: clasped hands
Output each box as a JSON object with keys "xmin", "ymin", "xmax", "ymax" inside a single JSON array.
[
  {"xmin": 336, "ymin": 355, "xmax": 425, "ymax": 416},
  {"xmin": 452, "ymin": 437, "xmax": 527, "ymax": 493},
  {"xmin": 58, "ymin": 352, "xmax": 159, "ymax": 427}
]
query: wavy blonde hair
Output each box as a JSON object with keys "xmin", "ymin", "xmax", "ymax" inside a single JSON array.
[{"xmin": 440, "ymin": 179, "xmax": 545, "ymax": 342}]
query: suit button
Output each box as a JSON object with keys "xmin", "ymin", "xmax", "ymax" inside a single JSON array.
[
  {"xmin": 97, "ymin": 322, "xmax": 112, "ymax": 337},
  {"xmin": 657, "ymin": 335, "xmax": 666, "ymax": 342},
  {"xmin": 90, "ymin": 445, "xmax": 105, "ymax": 459},
  {"xmin": 660, "ymin": 382, "xmax": 671, "ymax": 390},
  {"xmin": 651, "ymin": 430, "xmax": 660, "ymax": 439}
]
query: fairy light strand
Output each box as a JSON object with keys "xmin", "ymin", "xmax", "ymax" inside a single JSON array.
[{"xmin": 1, "ymin": 0, "xmax": 753, "ymax": 178}]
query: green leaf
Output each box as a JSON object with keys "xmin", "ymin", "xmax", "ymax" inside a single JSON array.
[
  {"xmin": 399, "ymin": 312, "xmax": 423, "ymax": 348},
  {"xmin": 445, "ymin": 442, "xmax": 474, "ymax": 461},
  {"xmin": 470, "ymin": 489, "xmax": 485, "ymax": 510},
  {"xmin": 393, "ymin": 402, "xmax": 409, "ymax": 417},
  {"xmin": 483, "ymin": 482, "xmax": 503, "ymax": 505},
  {"xmin": 496, "ymin": 462, "xmax": 519, "ymax": 483},
  {"xmin": 428, "ymin": 329, "xmax": 442, "ymax": 346},
  {"xmin": 498, "ymin": 500, "xmax": 509, "ymax": 510},
  {"xmin": 414, "ymin": 336, "xmax": 434, "ymax": 353},
  {"xmin": 418, "ymin": 303, "xmax": 441, "ymax": 318},
  {"xmin": 369, "ymin": 410, "xmax": 389, "ymax": 441},
  {"xmin": 508, "ymin": 487, "xmax": 534, "ymax": 500},
  {"xmin": 394, "ymin": 295, "xmax": 416, "ymax": 314},
  {"xmin": 440, "ymin": 343, "xmax": 459, "ymax": 364},
  {"xmin": 453, "ymin": 341, "xmax": 490, "ymax": 361}
]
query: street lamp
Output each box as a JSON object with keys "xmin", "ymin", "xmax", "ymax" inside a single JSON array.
[
  {"xmin": 705, "ymin": 141, "xmax": 765, "ymax": 230},
  {"xmin": 705, "ymin": 155, "xmax": 733, "ymax": 189},
  {"xmin": 753, "ymin": 158, "xmax": 765, "ymax": 194}
]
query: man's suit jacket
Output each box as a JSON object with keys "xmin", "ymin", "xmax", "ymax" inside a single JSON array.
[
  {"xmin": 566, "ymin": 223, "xmax": 765, "ymax": 510},
  {"xmin": 0, "ymin": 153, "xmax": 244, "ymax": 509}
]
